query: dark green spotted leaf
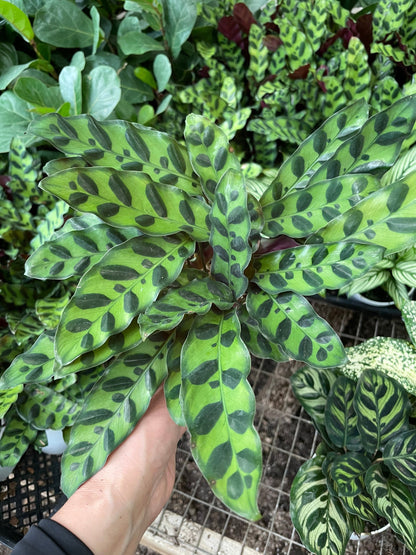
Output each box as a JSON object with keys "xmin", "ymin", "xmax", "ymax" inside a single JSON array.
[
  {"xmin": 366, "ymin": 464, "xmax": 416, "ymax": 553},
  {"xmin": 325, "ymin": 376, "xmax": 362, "ymax": 451},
  {"xmin": 210, "ymin": 169, "xmax": 251, "ymax": 299},
  {"xmin": 138, "ymin": 278, "xmax": 233, "ymax": 338},
  {"xmin": 0, "ymin": 385, "xmax": 23, "ymax": 419},
  {"xmin": 164, "ymin": 324, "xmax": 190, "ymax": 427},
  {"xmin": 28, "ymin": 114, "xmax": 200, "ymax": 195},
  {"xmin": 330, "ymin": 453, "xmax": 371, "ymax": 497},
  {"xmin": 262, "ymin": 174, "xmax": 380, "ymax": 239},
  {"xmin": 0, "ymin": 409, "xmax": 38, "ymax": 467},
  {"xmin": 17, "ymin": 384, "xmax": 80, "ymax": 430},
  {"xmin": 56, "ymin": 234, "xmax": 194, "ymax": 365},
  {"xmin": 290, "ymin": 455, "xmax": 352, "ymax": 555},
  {"xmin": 308, "ymin": 171, "xmax": 416, "ymax": 255},
  {"xmin": 354, "ymin": 369, "xmax": 410, "ymax": 454},
  {"xmin": 61, "ymin": 333, "xmax": 171, "ymax": 496},
  {"xmin": 40, "ymin": 167, "xmax": 210, "ymax": 242},
  {"xmin": 252, "ymin": 242, "xmax": 384, "ymax": 296},
  {"xmin": 181, "ymin": 309, "xmax": 262, "ymax": 520},
  {"xmin": 26, "ymin": 222, "xmax": 141, "ymax": 280},
  {"xmin": 247, "ymin": 289, "xmax": 346, "ymax": 368},
  {"xmin": 184, "ymin": 114, "xmax": 240, "ymax": 202},
  {"xmin": 383, "ymin": 430, "xmax": 416, "ymax": 487}
]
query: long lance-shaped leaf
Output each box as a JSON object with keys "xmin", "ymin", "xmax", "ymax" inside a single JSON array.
[
  {"xmin": 261, "ymin": 99, "xmax": 369, "ymax": 207},
  {"xmin": 309, "ymin": 95, "xmax": 416, "ymax": 185},
  {"xmin": 0, "ymin": 409, "xmax": 38, "ymax": 467},
  {"xmin": 61, "ymin": 332, "xmax": 171, "ymax": 496},
  {"xmin": 26, "ymin": 223, "xmax": 141, "ymax": 280},
  {"xmin": 138, "ymin": 278, "xmax": 234, "ymax": 338},
  {"xmin": 28, "ymin": 113, "xmax": 200, "ymax": 195},
  {"xmin": 55, "ymin": 234, "xmax": 195, "ymax": 365},
  {"xmin": 40, "ymin": 167, "xmax": 210, "ymax": 242},
  {"xmin": 307, "ymin": 171, "xmax": 416, "ymax": 255},
  {"xmin": 252, "ymin": 242, "xmax": 384, "ymax": 296},
  {"xmin": 184, "ymin": 114, "xmax": 240, "ymax": 202},
  {"xmin": 325, "ymin": 376, "xmax": 362, "ymax": 451},
  {"xmin": 383, "ymin": 429, "xmax": 416, "ymax": 486},
  {"xmin": 354, "ymin": 369, "xmax": 410, "ymax": 454},
  {"xmin": 181, "ymin": 310, "xmax": 262, "ymax": 520},
  {"xmin": 247, "ymin": 289, "xmax": 346, "ymax": 368},
  {"xmin": 0, "ymin": 330, "xmax": 55, "ymax": 389},
  {"xmin": 330, "ymin": 453, "xmax": 371, "ymax": 497},
  {"xmin": 238, "ymin": 306, "xmax": 288, "ymax": 362},
  {"xmin": 210, "ymin": 169, "xmax": 251, "ymax": 299},
  {"xmin": 0, "ymin": 385, "xmax": 23, "ymax": 419},
  {"xmin": 365, "ymin": 464, "xmax": 416, "ymax": 553},
  {"xmin": 262, "ymin": 174, "xmax": 380, "ymax": 238},
  {"xmin": 55, "ymin": 320, "xmax": 142, "ymax": 377},
  {"xmin": 290, "ymin": 455, "xmax": 352, "ymax": 555},
  {"xmin": 17, "ymin": 384, "xmax": 80, "ymax": 430}
]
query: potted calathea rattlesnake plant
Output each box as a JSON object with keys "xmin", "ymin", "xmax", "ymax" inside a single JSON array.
[{"xmin": 1, "ymin": 95, "xmax": 416, "ymax": 520}]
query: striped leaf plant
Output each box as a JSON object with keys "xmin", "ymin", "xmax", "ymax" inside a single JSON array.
[
  {"xmin": 290, "ymin": 364, "xmax": 416, "ymax": 554},
  {"xmin": 1, "ymin": 94, "xmax": 416, "ymax": 520}
]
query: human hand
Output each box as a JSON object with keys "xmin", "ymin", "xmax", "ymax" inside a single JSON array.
[{"xmin": 52, "ymin": 387, "xmax": 185, "ymax": 555}]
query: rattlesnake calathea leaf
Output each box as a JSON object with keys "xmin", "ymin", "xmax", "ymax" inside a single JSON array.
[
  {"xmin": 365, "ymin": 464, "xmax": 416, "ymax": 553},
  {"xmin": 290, "ymin": 455, "xmax": 353, "ymax": 555},
  {"xmin": 238, "ymin": 306, "xmax": 288, "ymax": 362},
  {"xmin": 383, "ymin": 429, "xmax": 416, "ymax": 486},
  {"xmin": 247, "ymin": 289, "xmax": 346, "ymax": 368},
  {"xmin": 61, "ymin": 332, "xmax": 172, "ymax": 496},
  {"xmin": 0, "ymin": 385, "xmax": 23, "ymax": 419},
  {"xmin": 325, "ymin": 376, "xmax": 362, "ymax": 451},
  {"xmin": 0, "ymin": 409, "xmax": 38, "ymax": 467},
  {"xmin": 55, "ymin": 234, "xmax": 195, "ymax": 365},
  {"xmin": 252, "ymin": 242, "xmax": 385, "ymax": 296},
  {"xmin": 28, "ymin": 114, "xmax": 200, "ymax": 195},
  {"xmin": 181, "ymin": 309, "xmax": 262, "ymax": 520},
  {"xmin": 40, "ymin": 167, "xmax": 210, "ymax": 241},
  {"xmin": 210, "ymin": 169, "xmax": 251, "ymax": 299}
]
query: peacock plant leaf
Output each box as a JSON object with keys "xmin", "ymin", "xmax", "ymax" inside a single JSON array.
[
  {"xmin": 0, "ymin": 409, "xmax": 38, "ymax": 467},
  {"xmin": 55, "ymin": 234, "xmax": 195, "ymax": 365},
  {"xmin": 307, "ymin": 171, "xmax": 416, "ymax": 255},
  {"xmin": 61, "ymin": 332, "xmax": 172, "ymax": 496},
  {"xmin": 329, "ymin": 453, "xmax": 371, "ymax": 497},
  {"xmin": 184, "ymin": 114, "xmax": 240, "ymax": 202},
  {"xmin": 40, "ymin": 167, "xmax": 210, "ymax": 241},
  {"xmin": 210, "ymin": 169, "xmax": 251, "ymax": 299},
  {"xmin": 325, "ymin": 376, "xmax": 362, "ymax": 452},
  {"xmin": 16, "ymin": 383, "xmax": 80, "ymax": 430},
  {"xmin": 246, "ymin": 289, "xmax": 346, "ymax": 368},
  {"xmin": 365, "ymin": 464, "xmax": 416, "ymax": 553},
  {"xmin": 262, "ymin": 174, "xmax": 380, "ymax": 239},
  {"xmin": 0, "ymin": 385, "xmax": 23, "ymax": 419},
  {"xmin": 26, "ymin": 222, "xmax": 142, "ymax": 280},
  {"xmin": 354, "ymin": 369, "xmax": 411, "ymax": 454},
  {"xmin": 339, "ymin": 490, "xmax": 379, "ymax": 526},
  {"xmin": 138, "ymin": 278, "xmax": 233, "ymax": 338},
  {"xmin": 290, "ymin": 455, "xmax": 352, "ymax": 555},
  {"xmin": 181, "ymin": 309, "xmax": 262, "ymax": 520},
  {"xmin": 28, "ymin": 114, "xmax": 200, "ymax": 195},
  {"xmin": 252, "ymin": 242, "xmax": 385, "ymax": 296},
  {"xmin": 383, "ymin": 429, "xmax": 416, "ymax": 486}
]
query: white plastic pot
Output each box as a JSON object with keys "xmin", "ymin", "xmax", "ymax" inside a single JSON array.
[
  {"xmin": 350, "ymin": 523, "xmax": 390, "ymax": 541},
  {"xmin": 41, "ymin": 429, "xmax": 67, "ymax": 455}
]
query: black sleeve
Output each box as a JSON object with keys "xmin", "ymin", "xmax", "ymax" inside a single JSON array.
[{"xmin": 12, "ymin": 519, "xmax": 94, "ymax": 555}]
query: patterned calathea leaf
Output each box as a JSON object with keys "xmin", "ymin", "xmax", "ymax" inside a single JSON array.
[
  {"xmin": 0, "ymin": 330, "xmax": 56, "ymax": 389},
  {"xmin": 0, "ymin": 409, "xmax": 38, "ymax": 467},
  {"xmin": 290, "ymin": 455, "xmax": 352, "ymax": 555},
  {"xmin": 247, "ymin": 24, "xmax": 269, "ymax": 83},
  {"xmin": 138, "ymin": 278, "xmax": 234, "ymax": 338},
  {"xmin": 44, "ymin": 156, "xmax": 89, "ymax": 176},
  {"xmin": 247, "ymin": 193, "xmax": 264, "ymax": 244},
  {"xmin": 26, "ymin": 221, "xmax": 142, "ymax": 280},
  {"xmin": 383, "ymin": 429, "xmax": 416, "ymax": 486},
  {"xmin": 365, "ymin": 463, "xmax": 416, "ymax": 553},
  {"xmin": 55, "ymin": 234, "xmax": 195, "ymax": 365},
  {"xmin": 40, "ymin": 167, "xmax": 210, "ymax": 242},
  {"xmin": 181, "ymin": 310, "xmax": 262, "ymax": 520},
  {"xmin": 35, "ymin": 292, "xmax": 72, "ymax": 330},
  {"xmin": 210, "ymin": 169, "xmax": 251, "ymax": 299},
  {"xmin": 247, "ymin": 289, "xmax": 346, "ymax": 368},
  {"xmin": 61, "ymin": 332, "xmax": 172, "ymax": 496},
  {"xmin": 252, "ymin": 242, "xmax": 385, "ymax": 296},
  {"xmin": 344, "ymin": 37, "xmax": 371, "ymax": 104},
  {"xmin": 307, "ymin": 171, "xmax": 416, "ymax": 255},
  {"xmin": 325, "ymin": 376, "xmax": 362, "ymax": 451},
  {"xmin": 330, "ymin": 453, "xmax": 371, "ymax": 497},
  {"xmin": 55, "ymin": 320, "xmax": 143, "ymax": 378},
  {"xmin": 238, "ymin": 306, "xmax": 288, "ymax": 363},
  {"xmin": 260, "ymin": 99, "xmax": 369, "ymax": 209},
  {"xmin": 339, "ymin": 490, "xmax": 379, "ymax": 526},
  {"xmin": 28, "ymin": 114, "xmax": 200, "ymax": 195},
  {"xmin": 0, "ymin": 385, "xmax": 23, "ymax": 418},
  {"xmin": 309, "ymin": 95, "xmax": 416, "ymax": 185},
  {"xmin": 184, "ymin": 114, "xmax": 240, "ymax": 202},
  {"xmin": 16, "ymin": 384, "xmax": 80, "ymax": 430},
  {"xmin": 262, "ymin": 174, "xmax": 380, "ymax": 239},
  {"xmin": 354, "ymin": 369, "xmax": 411, "ymax": 454}
]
